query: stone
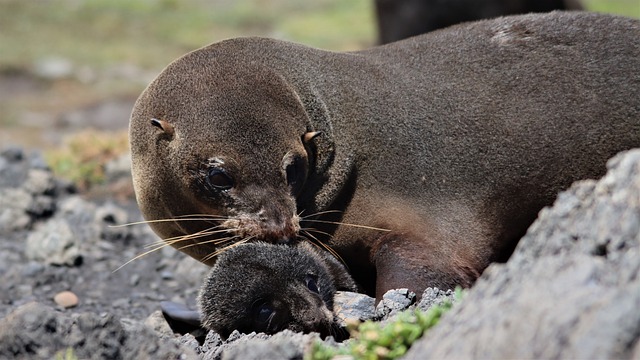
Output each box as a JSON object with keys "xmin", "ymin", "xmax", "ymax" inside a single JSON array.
[
  {"xmin": 53, "ymin": 291, "xmax": 79, "ymax": 308},
  {"xmin": 144, "ymin": 310, "xmax": 174, "ymax": 338},
  {"xmin": 0, "ymin": 302, "xmax": 198, "ymax": 360},
  {"xmin": 374, "ymin": 288, "xmax": 416, "ymax": 320},
  {"xmin": 25, "ymin": 218, "xmax": 81, "ymax": 266},
  {"xmin": 404, "ymin": 149, "xmax": 640, "ymax": 360},
  {"xmin": 0, "ymin": 188, "xmax": 32, "ymax": 234},
  {"xmin": 415, "ymin": 288, "xmax": 455, "ymax": 312},
  {"xmin": 333, "ymin": 291, "xmax": 376, "ymax": 326}
]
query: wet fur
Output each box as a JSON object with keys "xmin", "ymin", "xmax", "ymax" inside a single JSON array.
[{"xmin": 130, "ymin": 12, "xmax": 640, "ymax": 300}]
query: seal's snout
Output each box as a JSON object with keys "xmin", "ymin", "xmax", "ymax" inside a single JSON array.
[
  {"xmin": 257, "ymin": 222, "xmax": 299, "ymax": 244},
  {"xmin": 224, "ymin": 210, "xmax": 300, "ymax": 244},
  {"xmin": 254, "ymin": 209, "xmax": 300, "ymax": 244}
]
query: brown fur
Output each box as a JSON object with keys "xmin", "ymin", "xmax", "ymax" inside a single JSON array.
[{"xmin": 130, "ymin": 12, "xmax": 640, "ymax": 299}]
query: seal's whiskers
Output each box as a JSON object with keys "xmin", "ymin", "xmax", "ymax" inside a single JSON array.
[
  {"xmin": 302, "ymin": 219, "xmax": 390, "ymax": 232},
  {"xmin": 109, "ymin": 214, "xmax": 228, "ymax": 228},
  {"xmin": 300, "ymin": 230, "xmax": 346, "ymax": 266},
  {"xmin": 202, "ymin": 236, "xmax": 255, "ymax": 263}
]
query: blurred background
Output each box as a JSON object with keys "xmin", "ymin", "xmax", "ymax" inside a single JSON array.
[{"xmin": 0, "ymin": 0, "xmax": 638, "ymax": 194}]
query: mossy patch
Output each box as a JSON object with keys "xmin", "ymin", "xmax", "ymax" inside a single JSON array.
[
  {"xmin": 45, "ymin": 130, "xmax": 129, "ymax": 191},
  {"xmin": 308, "ymin": 288, "xmax": 463, "ymax": 360}
]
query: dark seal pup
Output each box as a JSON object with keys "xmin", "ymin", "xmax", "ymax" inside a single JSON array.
[
  {"xmin": 197, "ymin": 242, "xmax": 357, "ymax": 339},
  {"xmin": 130, "ymin": 11, "xmax": 640, "ymax": 300}
]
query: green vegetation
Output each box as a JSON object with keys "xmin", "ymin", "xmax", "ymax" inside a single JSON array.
[
  {"xmin": 1, "ymin": 0, "xmax": 636, "ymax": 74},
  {"xmin": 583, "ymin": 0, "xmax": 640, "ymax": 16},
  {"xmin": 55, "ymin": 348, "xmax": 78, "ymax": 360},
  {"xmin": 308, "ymin": 289, "xmax": 462, "ymax": 360},
  {"xmin": 45, "ymin": 130, "xmax": 129, "ymax": 191},
  {"xmin": 0, "ymin": 0, "xmax": 375, "ymax": 73}
]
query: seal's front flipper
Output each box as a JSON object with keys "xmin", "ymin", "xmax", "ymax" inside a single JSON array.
[
  {"xmin": 160, "ymin": 301, "xmax": 207, "ymax": 343},
  {"xmin": 373, "ymin": 233, "xmax": 480, "ymax": 301}
]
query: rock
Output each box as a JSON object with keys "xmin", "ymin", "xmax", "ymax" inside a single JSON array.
[
  {"xmin": 415, "ymin": 287, "xmax": 455, "ymax": 312},
  {"xmin": 0, "ymin": 188, "xmax": 32, "ymax": 233},
  {"xmin": 25, "ymin": 218, "xmax": 81, "ymax": 266},
  {"xmin": 0, "ymin": 302, "xmax": 198, "ymax": 360},
  {"xmin": 144, "ymin": 310, "xmax": 174, "ymax": 338},
  {"xmin": 53, "ymin": 291, "xmax": 79, "ymax": 308},
  {"xmin": 333, "ymin": 291, "xmax": 376, "ymax": 325},
  {"xmin": 23, "ymin": 169, "xmax": 55, "ymax": 196},
  {"xmin": 95, "ymin": 201, "xmax": 132, "ymax": 242},
  {"xmin": 374, "ymin": 288, "xmax": 416, "ymax": 320},
  {"xmin": 0, "ymin": 147, "xmax": 74, "ymax": 233},
  {"xmin": 1, "ymin": 146, "xmax": 24, "ymax": 162},
  {"xmin": 405, "ymin": 149, "xmax": 640, "ymax": 360},
  {"xmin": 205, "ymin": 330, "xmax": 321, "ymax": 360}
]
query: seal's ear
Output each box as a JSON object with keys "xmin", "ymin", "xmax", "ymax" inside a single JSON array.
[
  {"xmin": 150, "ymin": 118, "xmax": 175, "ymax": 136},
  {"xmin": 303, "ymin": 131, "xmax": 322, "ymax": 143}
]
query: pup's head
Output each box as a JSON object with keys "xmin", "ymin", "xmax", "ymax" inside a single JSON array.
[{"xmin": 198, "ymin": 242, "xmax": 356, "ymax": 339}]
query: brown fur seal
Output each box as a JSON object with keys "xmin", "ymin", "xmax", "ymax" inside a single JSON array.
[
  {"xmin": 130, "ymin": 11, "xmax": 640, "ymax": 300},
  {"xmin": 197, "ymin": 242, "xmax": 356, "ymax": 339}
]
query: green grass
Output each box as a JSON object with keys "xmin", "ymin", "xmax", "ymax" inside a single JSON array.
[
  {"xmin": 2, "ymin": 0, "xmax": 635, "ymax": 74},
  {"xmin": 307, "ymin": 292, "xmax": 459, "ymax": 360},
  {"xmin": 45, "ymin": 130, "xmax": 129, "ymax": 191},
  {"xmin": 583, "ymin": 0, "xmax": 640, "ymax": 17},
  {"xmin": 0, "ymin": 0, "xmax": 375, "ymax": 73}
]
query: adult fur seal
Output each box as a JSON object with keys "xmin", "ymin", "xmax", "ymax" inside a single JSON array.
[
  {"xmin": 130, "ymin": 11, "xmax": 640, "ymax": 300},
  {"xmin": 197, "ymin": 242, "xmax": 356, "ymax": 339}
]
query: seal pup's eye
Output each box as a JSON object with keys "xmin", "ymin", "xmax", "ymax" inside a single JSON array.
[
  {"xmin": 255, "ymin": 302, "xmax": 275, "ymax": 324},
  {"xmin": 305, "ymin": 274, "xmax": 320, "ymax": 294},
  {"xmin": 207, "ymin": 168, "xmax": 234, "ymax": 190}
]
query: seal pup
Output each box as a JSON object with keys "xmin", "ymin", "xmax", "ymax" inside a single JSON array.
[
  {"xmin": 197, "ymin": 242, "xmax": 357, "ymax": 339},
  {"xmin": 130, "ymin": 11, "xmax": 640, "ymax": 300}
]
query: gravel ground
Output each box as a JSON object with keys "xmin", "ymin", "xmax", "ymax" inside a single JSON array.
[{"xmin": 0, "ymin": 146, "xmax": 210, "ymax": 358}]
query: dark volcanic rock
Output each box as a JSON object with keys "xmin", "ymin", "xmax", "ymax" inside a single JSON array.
[
  {"xmin": 405, "ymin": 149, "xmax": 640, "ymax": 359},
  {"xmin": 0, "ymin": 302, "xmax": 197, "ymax": 360}
]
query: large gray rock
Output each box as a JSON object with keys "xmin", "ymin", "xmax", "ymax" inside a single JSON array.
[{"xmin": 405, "ymin": 149, "xmax": 640, "ymax": 359}]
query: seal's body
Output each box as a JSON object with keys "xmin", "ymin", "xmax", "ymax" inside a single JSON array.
[
  {"xmin": 198, "ymin": 242, "xmax": 356, "ymax": 339},
  {"xmin": 130, "ymin": 12, "xmax": 640, "ymax": 299}
]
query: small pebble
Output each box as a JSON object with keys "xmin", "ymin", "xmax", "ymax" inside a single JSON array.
[
  {"xmin": 130, "ymin": 273, "xmax": 141, "ymax": 286},
  {"xmin": 54, "ymin": 291, "xmax": 79, "ymax": 308}
]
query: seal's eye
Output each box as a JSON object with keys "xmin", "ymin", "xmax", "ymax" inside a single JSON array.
[
  {"xmin": 305, "ymin": 274, "xmax": 320, "ymax": 294},
  {"xmin": 285, "ymin": 156, "xmax": 307, "ymax": 196},
  {"xmin": 255, "ymin": 302, "xmax": 275, "ymax": 324},
  {"xmin": 207, "ymin": 168, "xmax": 234, "ymax": 190}
]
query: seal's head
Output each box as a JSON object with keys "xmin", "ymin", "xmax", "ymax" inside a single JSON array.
[
  {"xmin": 198, "ymin": 242, "xmax": 357, "ymax": 339},
  {"xmin": 130, "ymin": 42, "xmax": 322, "ymax": 263}
]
